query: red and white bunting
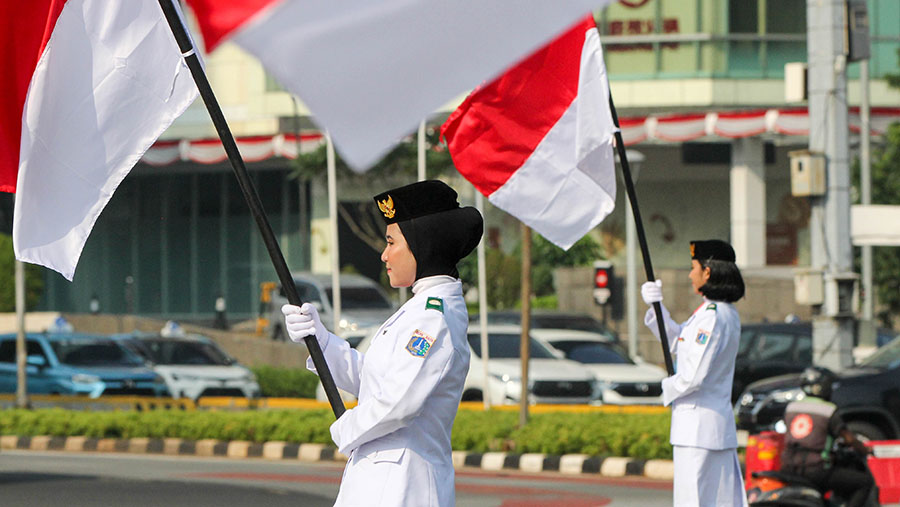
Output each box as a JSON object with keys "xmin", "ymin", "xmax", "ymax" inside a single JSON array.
[{"xmin": 143, "ymin": 107, "xmax": 900, "ymax": 167}]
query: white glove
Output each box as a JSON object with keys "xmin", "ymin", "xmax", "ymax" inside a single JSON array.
[
  {"xmin": 641, "ymin": 280, "xmax": 663, "ymax": 305},
  {"xmin": 282, "ymin": 303, "xmax": 330, "ymax": 349}
]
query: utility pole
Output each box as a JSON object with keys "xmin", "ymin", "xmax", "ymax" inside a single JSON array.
[
  {"xmin": 806, "ymin": 0, "xmax": 855, "ymax": 369},
  {"xmin": 15, "ymin": 259, "xmax": 29, "ymax": 408}
]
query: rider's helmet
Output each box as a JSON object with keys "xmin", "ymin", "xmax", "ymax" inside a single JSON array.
[{"xmin": 799, "ymin": 366, "xmax": 837, "ymax": 400}]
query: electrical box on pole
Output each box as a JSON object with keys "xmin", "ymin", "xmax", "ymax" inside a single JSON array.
[{"xmin": 789, "ymin": 150, "xmax": 826, "ymax": 197}]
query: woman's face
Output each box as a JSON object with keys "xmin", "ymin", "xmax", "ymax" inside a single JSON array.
[
  {"xmin": 689, "ymin": 259, "xmax": 710, "ymax": 295},
  {"xmin": 381, "ymin": 223, "xmax": 417, "ymax": 288}
]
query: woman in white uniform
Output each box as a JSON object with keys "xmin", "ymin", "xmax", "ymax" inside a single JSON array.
[
  {"xmin": 641, "ymin": 239, "xmax": 748, "ymax": 507},
  {"xmin": 282, "ymin": 180, "xmax": 482, "ymax": 507}
]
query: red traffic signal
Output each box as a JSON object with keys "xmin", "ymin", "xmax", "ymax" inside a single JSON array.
[{"xmin": 595, "ymin": 268, "xmax": 610, "ymax": 288}]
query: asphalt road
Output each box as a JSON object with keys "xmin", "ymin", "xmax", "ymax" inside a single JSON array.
[{"xmin": 0, "ymin": 450, "xmax": 673, "ymax": 506}]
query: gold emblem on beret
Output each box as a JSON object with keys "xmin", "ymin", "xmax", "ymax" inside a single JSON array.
[
  {"xmin": 690, "ymin": 243, "xmax": 695, "ymax": 257},
  {"xmin": 378, "ymin": 195, "xmax": 396, "ymax": 219}
]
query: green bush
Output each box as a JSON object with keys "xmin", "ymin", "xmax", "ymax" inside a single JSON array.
[
  {"xmin": 0, "ymin": 408, "xmax": 672, "ymax": 460},
  {"xmin": 508, "ymin": 413, "xmax": 671, "ymax": 459},
  {"xmin": 251, "ymin": 365, "xmax": 320, "ymax": 398}
]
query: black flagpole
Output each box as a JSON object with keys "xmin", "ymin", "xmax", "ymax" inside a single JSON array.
[
  {"xmin": 157, "ymin": 0, "xmax": 346, "ymax": 417},
  {"xmin": 608, "ymin": 96, "xmax": 676, "ymax": 376}
]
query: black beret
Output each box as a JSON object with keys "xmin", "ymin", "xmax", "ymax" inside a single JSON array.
[
  {"xmin": 690, "ymin": 239, "xmax": 736, "ymax": 263},
  {"xmin": 373, "ymin": 180, "xmax": 460, "ymax": 225}
]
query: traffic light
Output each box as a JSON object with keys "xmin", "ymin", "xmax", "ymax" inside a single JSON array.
[{"xmin": 593, "ymin": 261, "xmax": 613, "ymax": 305}]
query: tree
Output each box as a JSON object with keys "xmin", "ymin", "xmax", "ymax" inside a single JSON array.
[
  {"xmin": 0, "ymin": 234, "xmax": 45, "ymax": 311},
  {"xmin": 458, "ymin": 233, "xmax": 604, "ymax": 310},
  {"xmin": 292, "ymin": 127, "xmax": 458, "ymax": 254}
]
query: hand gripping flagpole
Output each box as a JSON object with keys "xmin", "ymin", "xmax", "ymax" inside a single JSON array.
[
  {"xmin": 157, "ymin": 0, "xmax": 346, "ymax": 418},
  {"xmin": 607, "ymin": 96, "xmax": 676, "ymax": 377}
]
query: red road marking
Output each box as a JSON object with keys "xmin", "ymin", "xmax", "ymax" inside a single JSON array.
[{"xmin": 456, "ymin": 469, "xmax": 673, "ymax": 490}]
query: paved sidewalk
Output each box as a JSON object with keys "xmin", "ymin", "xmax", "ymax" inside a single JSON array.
[{"xmin": 0, "ymin": 435, "xmax": 675, "ymax": 480}]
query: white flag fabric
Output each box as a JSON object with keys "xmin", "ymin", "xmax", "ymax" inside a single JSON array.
[
  {"xmin": 186, "ymin": 0, "xmax": 612, "ymax": 171},
  {"xmin": 441, "ymin": 16, "xmax": 617, "ymax": 250},
  {"xmin": 3, "ymin": 0, "xmax": 198, "ymax": 279}
]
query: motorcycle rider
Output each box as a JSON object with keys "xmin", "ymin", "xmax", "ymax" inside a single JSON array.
[{"xmin": 779, "ymin": 367, "xmax": 876, "ymax": 506}]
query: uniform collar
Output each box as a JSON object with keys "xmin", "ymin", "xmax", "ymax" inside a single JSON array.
[{"xmin": 411, "ymin": 275, "xmax": 457, "ymax": 294}]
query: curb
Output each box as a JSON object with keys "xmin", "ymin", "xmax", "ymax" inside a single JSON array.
[{"xmin": 0, "ymin": 435, "xmax": 673, "ymax": 480}]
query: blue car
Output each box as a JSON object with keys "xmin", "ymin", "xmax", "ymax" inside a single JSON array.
[{"xmin": 0, "ymin": 332, "xmax": 168, "ymax": 397}]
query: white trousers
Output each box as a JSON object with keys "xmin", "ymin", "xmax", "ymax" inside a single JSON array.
[{"xmin": 672, "ymin": 446, "xmax": 749, "ymax": 507}]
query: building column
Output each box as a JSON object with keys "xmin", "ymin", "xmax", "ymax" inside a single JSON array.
[{"xmin": 730, "ymin": 137, "xmax": 767, "ymax": 268}]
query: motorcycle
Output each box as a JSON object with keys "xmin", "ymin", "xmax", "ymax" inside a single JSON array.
[{"xmin": 746, "ymin": 445, "xmax": 880, "ymax": 507}]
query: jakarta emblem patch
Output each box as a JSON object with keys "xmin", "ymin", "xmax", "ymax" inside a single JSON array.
[
  {"xmin": 696, "ymin": 329, "xmax": 711, "ymax": 345},
  {"xmin": 406, "ymin": 329, "xmax": 436, "ymax": 358}
]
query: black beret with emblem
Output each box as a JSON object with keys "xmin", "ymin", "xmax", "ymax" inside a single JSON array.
[
  {"xmin": 373, "ymin": 180, "xmax": 483, "ymax": 280},
  {"xmin": 690, "ymin": 239, "xmax": 736, "ymax": 263},
  {"xmin": 374, "ymin": 180, "xmax": 460, "ymax": 225}
]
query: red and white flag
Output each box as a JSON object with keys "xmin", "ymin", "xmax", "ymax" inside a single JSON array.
[
  {"xmin": 185, "ymin": 0, "xmax": 612, "ymax": 171},
  {"xmin": 441, "ymin": 15, "xmax": 617, "ymax": 250},
  {"xmin": 0, "ymin": 0, "xmax": 197, "ymax": 280}
]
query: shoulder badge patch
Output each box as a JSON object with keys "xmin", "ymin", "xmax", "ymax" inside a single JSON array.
[
  {"xmin": 706, "ymin": 303, "xmax": 717, "ymax": 311},
  {"xmin": 696, "ymin": 329, "xmax": 711, "ymax": 345},
  {"xmin": 406, "ymin": 329, "xmax": 436, "ymax": 358},
  {"xmin": 425, "ymin": 297, "xmax": 444, "ymax": 313}
]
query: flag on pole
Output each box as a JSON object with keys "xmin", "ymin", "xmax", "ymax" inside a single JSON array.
[
  {"xmin": 441, "ymin": 15, "xmax": 617, "ymax": 250},
  {"xmin": 0, "ymin": 0, "xmax": 198, "ymax": 280},
  {"xmin": 185, "ymin": 0, "xmax": 612, "ymax": 171}
]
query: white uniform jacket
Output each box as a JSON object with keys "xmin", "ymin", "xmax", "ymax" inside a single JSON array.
[
  {"xmin": 308, "ymin": 276, "xmax": 470, "ymax": 507},
  {"xmin": 644, "ymin": 298, "xmax": 741, "ymax": 450}
]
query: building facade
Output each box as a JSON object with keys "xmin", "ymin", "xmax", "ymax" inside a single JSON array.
[{"xmin": 36, "ymin": 1, "xmax": 900, "ymax": 321}]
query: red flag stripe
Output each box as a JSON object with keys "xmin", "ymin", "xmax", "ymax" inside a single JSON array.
[
  {"xmin": 185, "ymin": 0, "xmax": 281, "ymax": 52},
  {"xmin": 441, "ymin": 16, "xmax": 594, "ymax": 196},
  {"xmin": 0, "ymin": 0, "xmax": 66, "ymax": 193}
]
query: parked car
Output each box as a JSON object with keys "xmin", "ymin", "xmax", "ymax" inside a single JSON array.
[
  {"xmin": 315, "ymin": 324, "xmax": 599, "ymax": 405},
  {"xmin": 734, "ymin": 322, "xmax": 899, "ymax": 403},
  {"xmin": 735, "ymin": 335, "xmax": 900, "ymax": 441},
  {"xmin": 0, "ymin": 332, "xmax": 168, "ymax": 397},
  {"xmin": 267, "ymin": 272, "xmax": 397, "ymax": 341},
  {"xmin": 531, "ymin": 329, "xmax": 666, "ymax": 405},
  {"xmin": 469, "ymin": 311, "xmax": 617, "ymax": 341},
  {"xmin": 115, "ymin": 330, "xmax": 260, "ymax": 401},
  {"xmin": 733, "ymin": 322, "xmax": 814, "ymax": 403}
]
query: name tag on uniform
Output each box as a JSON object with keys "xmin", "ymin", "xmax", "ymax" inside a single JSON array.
[{"xmin": 406, "ymin": 329, "xmax": 436, "ymax": 358}]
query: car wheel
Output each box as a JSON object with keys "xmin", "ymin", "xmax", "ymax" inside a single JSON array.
[
  {"xmin": 846, "ymin": 420, "xmax": 886, "ymax": 443},
  {"xmin": 460, "ymin": 390, "xmax": 482, "ymax": 402}
]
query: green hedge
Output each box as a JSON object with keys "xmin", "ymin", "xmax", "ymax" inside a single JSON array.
[
  {"xmin": 0, "ymin": 408, "xmax": 671, "ymax": 460},
  {"xmin": 250, "ymin": 365, "xmax": 320, "ymax": 399}
]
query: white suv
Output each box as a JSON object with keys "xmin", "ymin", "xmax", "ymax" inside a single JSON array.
[
  {"xmin": 315, "ymin": 324, "xmax": 598, "ymax": 405},
  {"xmin": 531, "ymin": 329, "xmax": 666, "ymax": 405},
  {"xmin": 267, "ymin": 272, "xmax": 397, "ymax": 341}
]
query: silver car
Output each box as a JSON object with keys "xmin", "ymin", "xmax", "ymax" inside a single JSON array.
[
  {"xmin": 117, "ymin": 331, "xmax": 260, "ymax": 401},
  {"xmin": 267, "ymin": 272, "xmax": 397, "ymax": 341}
]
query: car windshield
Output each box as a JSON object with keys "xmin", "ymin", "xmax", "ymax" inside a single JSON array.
[
  {"xmin": 138, "ymin": 340, "xmax": 232, "ymax": 365},
  {"xmin": 51, "ymin": 340, "xmax": 145, "ymax": 366},
  {"xmin": 548, "ymin": 340, "xmax": 633, "ymax": 365},
  {"xmin": 324, "ymin": 287, "xmax": 392, "ymax": 310},
  {"xmin": 859, "ymin": 337, "xmax": 900, "ymax": 369},
  {"xmin": 532, "ymin": 315, "xmax": 612, "ymax": 336},
  {"xmin": 467, "ymin": 333, "xmax": 556, "ymax": 359},
  {"xmin": 477, "ymin": 313, "xmax": 612, "ymax": 337}
]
